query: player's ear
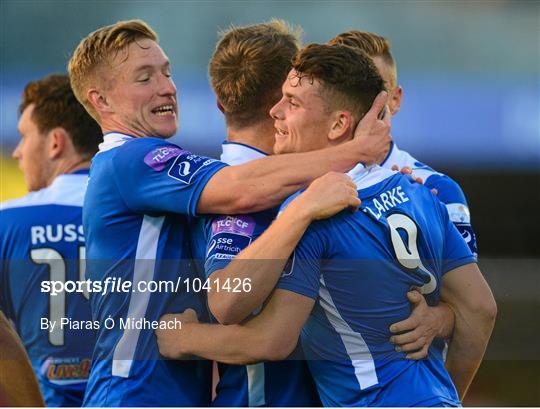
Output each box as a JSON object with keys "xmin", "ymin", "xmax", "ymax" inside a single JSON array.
[
  {"xmin": 216, "ymin": 101, "xmax": 225, "ymax": 114},
  {"xmin": 87, "ymin": 87, "xmax": 113, "ymax": 115},
  {"xmin": 47, "ymin": 127, "xmax": 68, "ymax": 160},
  {"xmin": 328, "ymin": 111, "xmax": 353, "ymax": 142},
  {"xmin": 389, "ymin": 85, "xmax": 402, "ymax": 115}
]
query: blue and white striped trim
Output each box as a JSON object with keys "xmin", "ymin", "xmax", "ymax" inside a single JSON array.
[
  {"xmin": 318, "ymin": 277, "xmax": 378, "ymax": 390},
  {"xmin": 112, "ymin": 215, "xmax": 164, "ymax": 378},
  {"xmin": 247, "ymin": 363, "xmax": 266, "ymax": 406}
]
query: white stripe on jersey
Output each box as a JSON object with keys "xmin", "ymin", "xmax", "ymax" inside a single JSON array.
[
  {"xmin": 247, "ymin": 363, "xmax": 266, "ymax": 406},
  {"xmin": 319, "ymin": 277, "xmax": 378, "ymax": 390},
  {"xmin": 112, "ymin": 215, "xmax": 165, "ymax": 378}
]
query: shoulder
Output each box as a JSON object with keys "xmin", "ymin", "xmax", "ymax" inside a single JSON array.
[
  {"xmin": 112, "ymin": 137, "xmax": 182, "ymax": 164},
  {"xmin": 423, "ymin": 173, "xmax": 468, "ymax": 206},
  {"xmin": 1, "ymin": 176, "xmax": 86, "ymax": 212},
  {"xmin": 390, "ymin": 147, "xmax": 469, "ymax": 207},
  {"xmin": 113, "ymin": 138, "xmax": 225, "ymax": 179}
]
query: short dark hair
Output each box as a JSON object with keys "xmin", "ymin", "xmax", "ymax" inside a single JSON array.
[
  {"xmin": 209, "ymin": 19, "xmax": 301, "ymax": 128},
  {"xmin": 19, "ymin": 74, "xmax": 102, "ymax": 159},
  {"xmin": 292, "ymin": 43, "xmax": 385, "ymax": 121}
]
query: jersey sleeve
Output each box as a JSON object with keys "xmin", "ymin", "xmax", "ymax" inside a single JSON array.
[
  {"xmin": 203, "ymin": 215, "xmax": 258, "ymax": 277},
  {"xmin": 424, "ymin": 174, "xmax": 478, "ymax": 256},
  {"xmin": 275, "ymin": 225, "xmax": 325, "ymax": 300},
  {"xmin": 438, "ymin": 201, "xmax": 477, "ymax": 274},
  {"xmin": 112, "ymin": 139, "xmax": 227, "ymax": 217}
]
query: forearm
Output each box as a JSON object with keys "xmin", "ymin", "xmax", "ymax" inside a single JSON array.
[
  {"xmin": 433, "ymin": 302, "xmax": 455, "ymax": 339},
  {"xmin": 0, "ymin": 312, "xmax": 44, "ymax": 406},
  {"xmin": 178, "ymin": 322, "xmax": 267, "ymax": 365},
  {"xmin": 444, "ymin": 306, "xmax": 495, "ymax": 400},
  {"xmin": 199, "ymin": 140, "xmax": 364, "ymax": 214},
  {"xmin": 441, "ymin": 264, "xmax": 497, "ymax": 400},
  {"xmin": 209, "ymin": 200, "xmax": 311, "ymax": 324}
]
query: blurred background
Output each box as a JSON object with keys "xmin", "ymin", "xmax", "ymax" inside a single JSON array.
[{"xmin": 1, "ymin": 0, "xmax": 539, "ymax": 405}]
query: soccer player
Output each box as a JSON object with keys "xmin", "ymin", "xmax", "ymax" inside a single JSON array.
[
  {"xmin": 329, "ymin": 31, "xmax": 477, "ymax": 255},
  {"xmin": 156, "ymin": 44, "xmax": 497, "ymax": 406},
  {"xmin": 67, "ymin": 20, "xmax": 389, "ymax": 406},
  {"xmin": 0, "ymin": 74, "xmax": 102, "ymax": 406},
  {"xmin": 190, "ymin": 20, "xmax": 321, "ymax": 406},
  {"xmin": 328, "ymin": 30, "xmax": 480, "ymax": 360}
]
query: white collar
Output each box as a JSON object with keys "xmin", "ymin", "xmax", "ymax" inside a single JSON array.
[
  {"xmin": 220, "ymin": 142, "xmax": 267, "ymax": 165},
  {"xmin": 98, "ymin": 132, "xmax": 134, "ymax": 153},
  {"xmin": 1, "ymin": 171, "xmax": 88, "ymax": 210},
  {"xmin": 347, "ymin": 163, "xmax": 396, "ymax": 190}
]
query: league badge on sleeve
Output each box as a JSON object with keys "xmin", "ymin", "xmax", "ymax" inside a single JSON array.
[
  {"xmin": 456, "ymin": 222, "xmax": 478, "ymax": 256},
  {"xmin": 206, "ymin": 215, "xmax": 256, "ymax": 261},
  {"xmin": 168, "ymin": 152, "xmax": 218, "ymax": 184},
  {"xmin": 143, "ymin": 146, "xmax": 185, "ymax": 171}
]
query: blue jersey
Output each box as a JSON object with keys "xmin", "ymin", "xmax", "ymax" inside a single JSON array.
[
  {"xmin": 381, "ymin": 142, "xmax": 477, "ymax": 256},
  {"xmin": 276, "ymin": 165, "xmax": 477, "ymax": 407},
  {"xmin": 0, "ymin": 170, "xmax": 96, "ymax": 407},
  {"xmin": 190, "ymin": 142, "xmax": 320, "ymax": 407},
  {"xmin": 82, "ymin": 133, "xmax": 227, "ymax": 407}
]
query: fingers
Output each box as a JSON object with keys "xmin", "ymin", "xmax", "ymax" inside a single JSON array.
[
  {"xmin": 400, "ymin": 166, "xmax": 412, "ymax": 175},
  {"xmin": 355, "ymin": 91, "xmax": 388, "ymax": 134},
  {"xmin": 393, "ymin": 333, "xmax": 426, "ymax": 351},
  {"xmin": 366, "ymin": 91, "xmax": 388, "ymax": 122},
  {"xmin": 406, "ymin": 290, "xmax": 424, "ymax": 305},
  {"xmin": 382, "ymin": 104, "xmax": 391, "ymax": 128},
  {"xmin": 431, "ymin": 188, "xmax": 438, "ymax": 196},
  {"xmin": 405, "ymin": 344, "xmax": 430, "ymax": 360},
  {"xmin": 347, "ymin": 194, "xmax": 361, "ymax": 212},
  {"xmin": 389, "ymin": 315, "xmax": 419, "ymax": 333},
  {"xmin": 390, "ymin": 328, "xmax": 421, "ymax": 346}
]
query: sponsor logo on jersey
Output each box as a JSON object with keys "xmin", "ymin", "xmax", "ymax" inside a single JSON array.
[
  {"xmin": 144, "ymin": 146, "xmax": 186, "ymax": 171},
  {"xmin": 456, "ymin": 222, "xmax": 478, "ymax": 256},
  {"xmin": 42, "ymin": 357, "xmax": 91, "ymax": 384},
  {"xmin": 167, "ymin": 153, "xmax": 218, "ymax": 184},
  {"xmin": 206, "ymin": 232, "xmax": 252, "ymax": 261},
  {"xmin": 211, "ymin": 215, "xmax": 256, "ymax": 237}
]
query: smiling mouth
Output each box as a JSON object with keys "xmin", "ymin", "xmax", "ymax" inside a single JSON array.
[
  {"xmin": 275, "ymin": 127, "xmax": 289, "ymax": 137},
  {"xmin": 152, "ymin": 105, "xmax": 176, "ymax": 117}
]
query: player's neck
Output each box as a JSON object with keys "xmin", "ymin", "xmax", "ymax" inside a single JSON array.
[
  {"xmin": 226, "ymin": 120, "xmax": 275, "ymax": 155},
  {"xmin": 46, "ymin": 157, "xmax": 91, "ymax": 186}
]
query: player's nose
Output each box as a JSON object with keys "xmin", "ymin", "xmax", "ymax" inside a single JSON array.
[
  {"xmin": 12, "ymin": 142, "xmax": 21, "ymax": 160},
  {"xmin": 269, "ymin": 98, "xmax": 285, "ymax": 120},
  {"xmin": 158, "ymin": 74, "xmax": 177, "ymax": 97}
]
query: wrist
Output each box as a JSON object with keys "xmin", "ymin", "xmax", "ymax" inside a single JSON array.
[
  {"xmin": 177, "ymin": 324, "xmax": 194, "ymax": 355},
  {"xmin": 284, "ymin": 194, "xmax": 316, "ymax": 223},
  {"xmin": 435, "ymin": 303, "xmax": 455, "ymax": 339}
]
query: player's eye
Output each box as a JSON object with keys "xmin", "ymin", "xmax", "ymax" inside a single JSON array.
[
  {"xmin": 289, "ymin": 99, "xmax": 298, "ymax": 108},
  {"xmin": 136, "ymin": 75, "xmax": 150, "ymax": 83}
]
